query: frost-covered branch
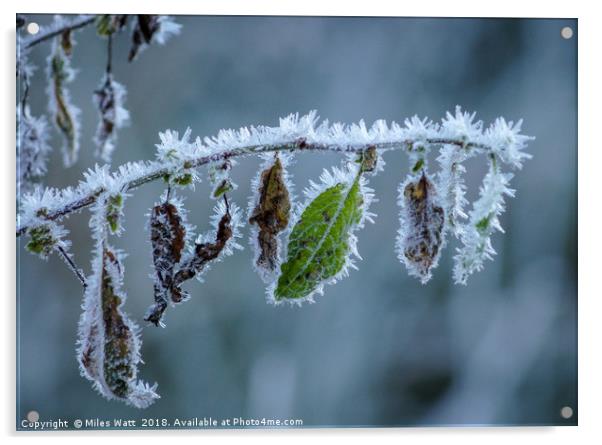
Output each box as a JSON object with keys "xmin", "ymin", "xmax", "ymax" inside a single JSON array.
[{"xmin": 17, "ymin": 110, "xmax": 525, "ymax": 238}]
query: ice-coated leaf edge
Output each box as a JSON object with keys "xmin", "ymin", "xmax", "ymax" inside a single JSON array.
[
  {"xmin": 76, "ymin": 196, "xmax": 159, "ymax": 408},
  {"xmin": 266, "ymin": 162, "xmax": 376, "ymax": 306}
]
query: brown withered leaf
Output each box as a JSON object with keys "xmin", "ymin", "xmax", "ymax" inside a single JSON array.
[
  {"xmin": 128, "ymin": 15, "xmax": 160, "ymax": 62},
  {"xmin": 173, "ymin": 210, "xmax": 233, "ymax": 286},
  {"xmin": 60, "ymin": 30, "xmax": 73, "ymax": 57},
  {"xmin": 359, "ymin": 145, "xmax": 378, "ymax": 174},
  {"xmin": 248, "ymin": 156, "xmax": 291, "ymax": 275},
  {"xmin": 144, "ymin": 202, "xmax": 186, "ymax": 327},
  {"xmin": 401, "ymin": 173, "xmax": 445, "ymax": 282}
]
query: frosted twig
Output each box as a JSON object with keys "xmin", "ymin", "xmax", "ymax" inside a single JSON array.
[
  {"xmin": 23, "ymin": 15, "xmax": 95, "ymax": 49},
  {"xmin": 15, "ymin": 139, "xmax": 473, "ymax": 237},
  {"xmin": 16, "ymin": 110, "xmax": 531, "ymax": 237}
]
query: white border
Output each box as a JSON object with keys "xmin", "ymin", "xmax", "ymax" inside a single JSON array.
[{"xmin": 3, "ymin": 1, "xmax": 599, "ymax": 443}]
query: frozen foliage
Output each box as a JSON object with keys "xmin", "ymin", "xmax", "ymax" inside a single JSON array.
[
  {"xmin": 46, "ymin": 24, "xmax": 81, "ymax": 167},
  {"xmin": 25, "ymin": 219, "xmax": 71, "ymax": 260},
  {"xmin": 144, "ymin": 196, "xmax": 243, "ymax": 327},
  {"xmin": 440, "ymin": 106, "xmax": 484, "ymax": 143},
  {"xmin": 145, "ymin": 193, "xmax": 193, "ymax": 327},
  {"xmin": 193, "ymin": 200, "xmax": 244, "ymax": 272},
  {"xmin": 17, "ymin": 107, "xmax": 533, "ymax": 407},
  {"xmin": 267, "ymin": 162, "xmax": 376, "ymax": 306},
  {"xmin": 247, "ymin": 153, "xmax": 295, "ymax": 282},
  {"xmin": 17, "ymin": 106, "xmax": 51, "ymax": 195},
  {"xmin": 77, "ymin": 196, "xmax": 159, "ymax": 408},
  {"xmin": 396, "ymin": 172, "xmax": 445, "ymax": 284},
  {"xmin": 93, "ymin": 73, "xmax": 130, "ymax": 162},
  {"xmin": 453, "ymin": 162, "xmax": 515, "ymax": 285},
  {"xmin": 208, "ymin": 159, "xmax": 238, "ymax": 199}
]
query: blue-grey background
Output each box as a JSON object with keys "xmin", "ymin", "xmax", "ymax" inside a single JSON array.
[{"xmin": 17, "ymin": 15, "xmax": 577, "ymax": 428}]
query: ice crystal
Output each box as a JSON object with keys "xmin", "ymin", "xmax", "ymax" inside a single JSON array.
[
  {"xmin": 441, "ymin": 105, "xmax": 483, "ymax": 144},
  {"xmin": 484, "ymin": 117, "xmax": 534, "ymax": 169},
  {"xmin": 155, "ymin": 128, "xmax": 203, "ymax": 188},
  {"xmin": 453, "ymin": 161, "xmax": 515, "ymax": 284},
  {"xmin": 436, "ymin": 144, "xmax": 472, "ymax": 238},
  {"xmin": 93, "ymin": 73, "xmax": 130, "ymax": 162}
]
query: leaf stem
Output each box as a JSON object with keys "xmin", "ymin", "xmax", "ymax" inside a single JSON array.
[{"xmin": 56, "ymin": 245, "xmax": 87, "ymax": 288}]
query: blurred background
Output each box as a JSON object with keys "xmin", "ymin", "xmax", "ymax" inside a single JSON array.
[{"xmin": 17, "ymin": 15, "xmax": 577, "ymax": 428}]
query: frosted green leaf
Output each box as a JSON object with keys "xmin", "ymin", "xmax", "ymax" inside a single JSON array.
[{"xmin": 274, "ymin": 172, "xmax": 364, "ymax": 302}]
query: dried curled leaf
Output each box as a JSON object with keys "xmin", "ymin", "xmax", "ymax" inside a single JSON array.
[
  {"xmin": 145, "ymin": 201, "xmax": 187, "ymax": 327},
  {"xmin": 47, "ymin": 38, "xmax": 80, "ymax": 167},
  {"xmin": 174, "ymin": 207, "xmax": 234, "ymax": 286},
  {"xmin": 249, "ymin": 156, "xmax": 291, "ymax": 280},
  {"xmin": 144, "ymin": 199, "xmax": 241, "ymax": 327},
  {"xmin": 396, "ymin": 172, "xmax": 446, "ymax": 284},
  {"xmin": 78, "ymin": 245, "xmax": 159, "ymax": 408},
  {"xmin": 129, "ymin": 15, "xmax": 159, "ymax": 61},
  {"xmin": 93, "ymin": 74, "xmax": 130, "ymax": 162},
  {"xmin": 127, "ymin": 15, "xmax": 181, "ymax": 62},
  {"xmin": 272, "ymin": 166, "xmax": 372, "ymax": 304},
  {"xmin": 60, "ymin": 29, "xmax": 73, "ymax": 56}
]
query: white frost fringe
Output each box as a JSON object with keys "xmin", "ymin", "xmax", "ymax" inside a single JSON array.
[{"xmin": 76, "ymin": 195, "xmax": 159, "ymax": 408}]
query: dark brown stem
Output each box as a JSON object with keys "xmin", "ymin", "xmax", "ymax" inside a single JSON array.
[
  {"xmin": 106, "ymin": 33, "xmax": 112, "ymax": 74},
  {"xmin": 24, "ymin": 16, "xmax": 96, "ymax": 49},
  {"xmin": 56, "ymin": 246, "xmax": 87, "ymax": 288}
]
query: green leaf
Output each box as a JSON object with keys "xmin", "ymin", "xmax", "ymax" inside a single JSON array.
[
  {"xmin": 95, "ymin": 15, "xmax": 114, "ymax": 37},
  {"xmin": 212, "ymin": 178, "xmax": 234, "ymax": 198},
  {"xmin": 274, "ymin": 172, "xmax": 364, "ymax": 302},
  {"xmin": 26, "ymin": 225, "xmax": 55, "ymax": 258}
]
